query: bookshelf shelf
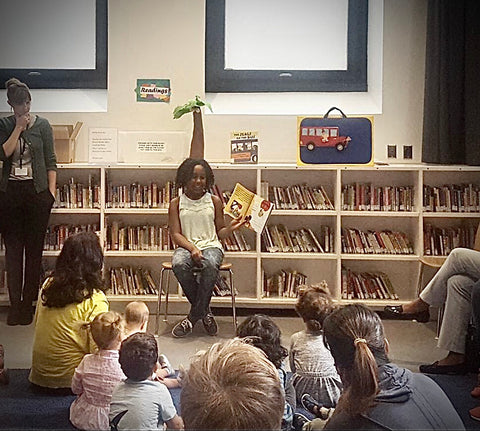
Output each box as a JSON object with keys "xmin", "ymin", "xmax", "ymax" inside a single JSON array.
[
  {"xmin": 51, "ymin": 208, "xmax": 101, "ymax": 214},
  {"xmin": 1, "ymin": 163, "xmax": 478, "ymax": 308},
  {"xmin": 340, "ymin": 254, "xmax": 419, "ymax": 261},
  {"xmin": 105, "ymin": 209, "xmax": 169, "ymax": 215},
  {"xmin": 272, "ymin": 210, "xmax": 336, "ymax": 216},
  {"xmin": 423, "ymin": 213, "xmax": 480, "ymax": 218},
  {"xmin": 340, "ymin": 211, "xmax": 419, "ymax": 217},
  {"xmin": 260, "ymin": 252, "xmax": 336, "ymax": 260}
]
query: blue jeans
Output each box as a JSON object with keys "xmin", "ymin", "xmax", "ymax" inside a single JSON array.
[{"xmin": 172, "ymin": 247, "xmax": 223, "ymax": 323}]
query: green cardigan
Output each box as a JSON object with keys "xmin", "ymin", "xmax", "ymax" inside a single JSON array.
[{"xmin": 0, "ymin": 115, "xmax": 57, "ymax": 193}]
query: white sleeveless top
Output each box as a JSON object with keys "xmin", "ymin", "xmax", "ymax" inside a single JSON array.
[{"xmin": 178, "ymin": 192, "xmax": 222, "ymax": 251}]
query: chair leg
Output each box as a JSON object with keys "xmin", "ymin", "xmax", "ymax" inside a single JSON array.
[
  {"xmin": 228, "ymin": 269, "xmax": 237, "ymax": 332},
  {"xmin": 164, "ymin": 269, "xmax": 171, "ymax": 322},
  {"xmin": 416, "ymin": 262, "xmax": 425, "ymax": 297},
  {"xmin": 156, "ymin": 268, "xmax": 164, "ymax": 335}
]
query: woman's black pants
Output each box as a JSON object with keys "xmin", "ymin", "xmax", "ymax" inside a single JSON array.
[{"xmin": 0, "ymin": 180, "xmax": 54, "ymax": 311}]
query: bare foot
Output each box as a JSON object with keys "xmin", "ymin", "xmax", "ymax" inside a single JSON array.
[{"xmin": 401, "ymin": 298, "xmax": 429, "ymax": 314}]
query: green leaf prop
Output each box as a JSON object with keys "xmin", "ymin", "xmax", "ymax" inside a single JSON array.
[{"xmin": 173, "ymin": 95, "xmax": 213, "ymax": 119}]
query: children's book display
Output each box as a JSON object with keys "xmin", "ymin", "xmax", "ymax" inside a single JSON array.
[{"xmin": 224, "ymin": 183, "xmax": 273, "ymax": 234}]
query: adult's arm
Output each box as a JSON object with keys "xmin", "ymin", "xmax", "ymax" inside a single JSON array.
[
  {"xmin": 0, "ymin": 114, "xmax": 29, "ymax": 159},
  {"xmin": 41, "ymin": 120, "xmax": 57, "ymax": 196},
  {"xmin": 165, "ymin": 414, "xmax": 184, "ymax": 430},
  {"xmin": 189, "ymin": 108, "xmax": 204, "ymax": 159}
]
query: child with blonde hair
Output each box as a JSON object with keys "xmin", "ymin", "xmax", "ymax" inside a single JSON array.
[
  {"xmin": 69, "ymin": 311, "xmax": 126, "ymax": 430},
  {"xmin": 123, "ymin": 301, "xmax": 179, "ymax": 387},
  {"xmin": 124, "ymin": 301, "xmax": 149, "ymax": 336},
  {"xmin": 290, "ymin": 284, "xmax": 342, "ymax": 411}
]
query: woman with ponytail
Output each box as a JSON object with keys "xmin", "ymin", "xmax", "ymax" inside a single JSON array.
[
  {"xmin": 319, "ymin": 304, "xmax": 464, "ymax": 430},
  {"xmin": 29, "ymin": 231, "xmax": 109, "ymax": 392},
  {"xmin": 70, "ymin": 311, "xmax": 126, "ymax": 430}
]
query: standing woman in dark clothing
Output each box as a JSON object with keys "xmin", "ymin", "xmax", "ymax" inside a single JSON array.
[{"xmin": 0, "ymin": 78, "xmax": 57, "ymax": 326}]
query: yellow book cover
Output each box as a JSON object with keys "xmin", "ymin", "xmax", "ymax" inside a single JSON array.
[{"xmin": 224, "ymin": 183, "xmax": 274, "ymax": 234}]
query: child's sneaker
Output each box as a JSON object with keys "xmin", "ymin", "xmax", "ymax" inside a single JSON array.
[
  {"xmin": 172, "ymin": 317, "xmax": 193, "ymax": 338},
  {"xmin": 301, "ymin": 393, "xmax": 322, "ymax": 416},
  {"xmin": 202, "ymin": 312, "xmax": 218, "ymax": 336},
  {"xmin": 293, "ymin": 413, "xmax": 309, "ymax": 431}
]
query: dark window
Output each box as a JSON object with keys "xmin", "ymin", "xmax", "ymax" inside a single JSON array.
[{"xmin": 205, "ymin": 0, "xmax": 368, "ymax": 93}]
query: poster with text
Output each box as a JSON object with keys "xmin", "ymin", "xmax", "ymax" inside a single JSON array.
[
  {"xmin": 136, "ymin": 79, "xmax": 171, "ymax": 103},
  {"xmin": 230, "ymin": 131, "xmax": 258, "ymax": 164}
]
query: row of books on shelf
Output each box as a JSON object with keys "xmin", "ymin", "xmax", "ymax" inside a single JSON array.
[
  {"xmin": 423, "ymin": 184, "xmax": 480, "ymax": 212},
  {"xmin": 109, "ymin": 267, "xmax": 158, "ymax": 295},
  {"xmin": 106, "ymin": 222, "xmax": 173, "ymax": 251},
  {"xmin": 222, "ymin": 231, "xmax": 252, "ymax": 252},
  {"xmin": 423, "ymin": 224, "xmax": 477, "ymax": 256},
  {"xmin": 53, "ymin": 176, "xmax": 100, "ymax": 209},
  {"xmin": 263, "ymin": 269, "xmax": 307, "ymax": 298},
  {"xmin": 341, "ymin": 184, "xmax": 414, "ymax": 212},
  {"xmin": 44, "ymin": 225, "xmax": 99, "ymax": 251},
  {"xmin": 341, "ymin": 228, "xmax": 414, "ymax": 255},
  {"xmin": 108, "ymin": 266, "xmax": 236, "ymax": 297},
  {"xmin": 105, "ymin": 181, "xmax": 180, "ymax": 209},
  {"xmin": 262, "ymin": 224, "xmax": 333, "ymax": 253},
  {"xmin": 267, "ymin": 183, "xmax": 334, "ymax": 211},
  {"xmin": 341, "ymin": 268, "xmax": 399, "ymax": 300}
]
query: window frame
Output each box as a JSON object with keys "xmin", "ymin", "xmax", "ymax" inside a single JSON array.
[
  {"xmin": 205, "ymin": 0, "xmax": 368, "ymax": 93},
  {"xmin": 0, "ymin": 0, "xmax": 108, "ymax": 90}
]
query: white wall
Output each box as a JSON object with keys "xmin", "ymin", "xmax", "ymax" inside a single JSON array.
[{"xmin": 1, "ymin": 0, "xmax": 428, "ymax": 164}]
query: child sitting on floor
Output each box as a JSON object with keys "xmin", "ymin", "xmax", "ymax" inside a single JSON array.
[
  {"xmin": 69, "ymin": 311, "xmax": 126, "ymax": 430},
  {"xmin": 237, "ymin": 314, "xmax": 296, "ymax": 431},
  {"xmin": 290, "ymin": 284, "xmax": 342, "ymax": 409},
  {"xmin": 124, "ymin": 301, "xmax": 180, "ymax": 388},
  {"xmin": 109, "ymin": 332, "xmax": 183, "ymax": 431}
]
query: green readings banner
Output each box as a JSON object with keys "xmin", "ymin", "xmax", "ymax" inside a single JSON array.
[{"xmin": 135, "ymin": 79, "xmax": 171, "ymax": 103}]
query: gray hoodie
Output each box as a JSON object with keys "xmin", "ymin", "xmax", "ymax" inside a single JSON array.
[{"xmin": 325, "ymin": 363, "xmax": 465, "ymax": 430}]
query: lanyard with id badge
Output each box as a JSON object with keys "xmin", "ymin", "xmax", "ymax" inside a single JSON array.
[
  {"xmin": 13, "ymin": 136, "xmax": 31, "ymax": 177},
  {"xmin": 15, "ymin": 138, "xmax": 29, "ymax": 177}
]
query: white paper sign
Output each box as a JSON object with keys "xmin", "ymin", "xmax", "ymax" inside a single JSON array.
[
  {"xmin": 89, "ymin": 128, "xmax": 118, "ymax": 164},
  {"xmin": 117, "ymin": 131, "xmax": 188, "ymax": 164},
  {"xmin": 137, "ymin": 142, "xmax": 166, "ymax": 152}
]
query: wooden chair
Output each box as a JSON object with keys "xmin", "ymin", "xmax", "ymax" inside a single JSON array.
[
  {"xmin": 416, "ymin": 256, "xmax": 446, "ymax": 337},
  {"xmin": 155, "ymin": 262, "xmax": 236, "ymax": 334}
]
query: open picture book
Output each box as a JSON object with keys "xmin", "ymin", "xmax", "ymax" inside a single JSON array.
[{"xmin": 224, "ymin": 183, "xmax": 274, "ymax": 234}]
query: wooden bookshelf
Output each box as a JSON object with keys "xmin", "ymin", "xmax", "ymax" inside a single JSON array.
[{"xmin": 0, "ymin": 163, "xmax": 479, "ymax": 308}]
